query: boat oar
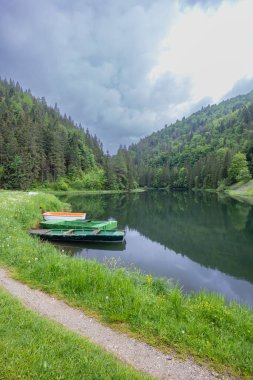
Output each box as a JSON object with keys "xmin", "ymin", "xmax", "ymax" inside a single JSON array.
[
  {"xmin": 63, "ymin": 229, "xmax": 75, "ymax": 235},
  {"xmin": 92, "ymin": 229, "xmax": 101, "ymax": 235}
]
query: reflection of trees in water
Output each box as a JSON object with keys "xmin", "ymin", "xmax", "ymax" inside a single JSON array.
[
  {"xmin": 57, "ymin": 191, "xmax": 253, "ymax": 283},
  {"xmin": 227, "ymin": 202, "xmax": 252, "ymax": 231},
  {"xmin": 56, "ymin": 193, "xmax": 107, "ymax": 219}
]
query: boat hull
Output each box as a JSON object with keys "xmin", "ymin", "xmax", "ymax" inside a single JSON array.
[
  {"xmin": 42, "ymin": 212, "xmax": 86, "ymax": 221},
  {"xmin": 40, "ymin": 219, "xmax": 117, "ymax": 230},
  {"xmin": 30, "ymin": 229, "xmax": 125, "ymax": 243}
]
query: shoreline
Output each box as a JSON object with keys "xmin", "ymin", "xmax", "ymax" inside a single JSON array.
[{"xmin": 0, "ymin": 191, "xmax": 252, "ymax": 378}]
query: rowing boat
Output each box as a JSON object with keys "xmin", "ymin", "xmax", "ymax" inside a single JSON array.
[
  {"xmin": 40, "ymin": 219, "xmax": 117, "ymax": 230},
  {"xmin": 42, "ymin": 212, "xmax": 86, "ymax": 221},
  {"xmin": 30, "ymin": 229, "xmax": 125, "ymax": 243}
]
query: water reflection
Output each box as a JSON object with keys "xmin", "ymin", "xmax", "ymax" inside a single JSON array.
[
  {"xmin": 52, "ymin": 240, "xmax": 126, "ymax": 253},
  {"xmin": 56, "ymin": 191, "xmax": 253, "ymax": 305}
]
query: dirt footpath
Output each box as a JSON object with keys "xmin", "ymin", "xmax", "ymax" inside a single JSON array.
[{"xmin": 0, "ymin": 268, "xmax": 232, "ymax": 380}]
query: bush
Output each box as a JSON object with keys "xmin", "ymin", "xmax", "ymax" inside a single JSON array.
[
  {"xmin": 82, "ymin": 169, "xmax": 105, "ymax": 190},
  {"xmin": 228, "ymin": 153, "xmax": 251, "ymax": 183},
  {"xmin": 53, "ymin": 178, "xmax": 69, "ymax": 191},
  {"xmin": 236, "ymin": 168, "xmax": 251, "ymax": 183},
  {"xmin": 72, "ymin": 178, "xmax": 84, "ymax": 190}
]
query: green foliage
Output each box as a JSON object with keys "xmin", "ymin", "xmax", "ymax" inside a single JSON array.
[
  {"xmin": 2, "ymin": 78, "xmax": 253, "ymax": 192},
  {"xmin": 173, "ymin": 167, "xmax": 188, "ymax": 189},
  {"xmin": 237, "ymin": 168, "xmax": 252, "ymax": 183},
  {"xmin": 0, "ymin": 79, "xmax": 140, "ymax": 192},
  {"xmin": 70, "ymin": 169, "xmax": 106, "ymax": 190},
  {"xmin": 129, "ymin": 91, "xmax": 253, "ymax": 189},
  {"xmin": 217, "ymin": 179, "xmax": 227, "ymax": 192},
  {"xmin": 0, "ymin": 79, "xmax": 105, "ymax": 190},
  {"xmin": 82, "ymin": 169, "xmax": 105, "ymax": 190},
  {"xmin": 109, "ymin": 146, "xmax": 137, "ymax": 190},
  {"xmin": 228, "ymin": 152, "xmax": 251, "ymax": 184},
  {"xmin": 53, "ymin": 177, "xmax": 70, "ymax": 191},
  {"xmin": 6, "ymin": 155, "xmax": 25, "ymax": 189}
]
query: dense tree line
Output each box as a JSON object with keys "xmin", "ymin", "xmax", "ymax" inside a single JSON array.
[
  {"xmin": 1, "ymin": 78, "xmax": 253, "ymax": 191},
  {"xmin": 129, "ymin": 91, "xmax": 253, "ymax": 190},
  {"xmin": 0, "ymin": 79, "xmax": 105, "ymax": 189},
  {"xmin": 0, "ymin": 79, "xmax": 142, "ymax": 191}
]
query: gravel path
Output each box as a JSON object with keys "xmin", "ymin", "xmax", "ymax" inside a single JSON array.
[{"xmin": 0, "ymin": 268, "xmax": 231, "ymax": 380}]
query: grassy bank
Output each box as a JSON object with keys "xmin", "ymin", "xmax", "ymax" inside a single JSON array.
[
  {"xmin": 0, "ymin": 191, "xmax": 252, "ymax": 378},
  {"xmin": 31, "ymin": 187, "xmax": 146, "ymax": 195},
  {"xmin": 226, "ymin": 180, "xmax": 253, "ymax": 204},
  {"xmin": 0, "ymin": 287, "xmax": 150, "ymax": 380},
  {"xmin": 50, "ymin": 188, "xmax": 146, "ymax": 196}
]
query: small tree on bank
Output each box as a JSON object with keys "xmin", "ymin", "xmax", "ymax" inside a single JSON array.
[{"xmin": 228, "ymin": 152, "xmax": 251, "ymax": 184}]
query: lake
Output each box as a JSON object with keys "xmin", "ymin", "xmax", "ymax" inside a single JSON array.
[{"xmin": 55, "ymin": 191, "xmax": 253, "ymax": 306}]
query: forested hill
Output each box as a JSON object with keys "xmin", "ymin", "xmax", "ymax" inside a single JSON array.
[
  {"xmin": 0, "ymin": 78, "xmax": 109, "ymax": 190},
  {"xmin": 129, "ymin": 91, "xmax": 253, "ymax": 190},
  {"xmin": 1, "ymin": 77, "xmax": 253, "ymax": 192}
]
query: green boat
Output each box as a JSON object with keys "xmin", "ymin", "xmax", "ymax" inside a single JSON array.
[
  {"xmin": 40, "ymin": 219, "xmax": 118, "ymax": 230},
  {"xmin": 30, "ymin": 229, "xmax": 125, "ymax": 243}
]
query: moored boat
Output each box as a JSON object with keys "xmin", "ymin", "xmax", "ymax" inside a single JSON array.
[
  {"xmin": 30, "ymin": 229, "xmax": 125, "ymax": 243},
  {"xmin": 40, "ymin": 219, "xmax": 118, "ymax": 230},
  {"xmin": 42, "ymin": 212, "xmax": 86, "ymax": 221}
]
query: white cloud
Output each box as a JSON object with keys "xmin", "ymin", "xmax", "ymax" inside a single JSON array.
[{"xmin": 151, "ymin": 0, "xmax": 253, "ymax": 103}]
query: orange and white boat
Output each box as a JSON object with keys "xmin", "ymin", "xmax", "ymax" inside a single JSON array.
[{"xmin": 42, "ymin": 211, "xmax": 86, "ymax": 221}]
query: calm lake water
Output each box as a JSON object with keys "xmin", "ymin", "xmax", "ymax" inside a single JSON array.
[{"xmin": 55, "ymin": 191, "xmax": 253, "ymax": 306}]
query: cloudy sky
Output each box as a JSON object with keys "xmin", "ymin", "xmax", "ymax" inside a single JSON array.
[{"xmin": 0, "ymin": 0, "xmax": 253, "ymax": 152}]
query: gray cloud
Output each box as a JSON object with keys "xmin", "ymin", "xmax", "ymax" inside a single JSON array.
[
  {"xmin": 0, "ymin": 0, "xmax": 247, "ymax": 152},
  {"xmin": 0, "ymin": 0, "xmax": 193, "ymax": 152},
  {"xmin": 222, "ymin": 77, "xmax": 253, "ymax": 101},
  {"xmin": 186, "ymin": 96, "xmax": 213, "ymax": 116},
  {"xmin": 180, "ymin": 0, "xmax": 224, "ymax": 9}
]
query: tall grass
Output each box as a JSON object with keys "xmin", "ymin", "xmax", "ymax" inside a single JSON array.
[
  {"xmin": 228, "ymin": 180, "xmax": 253, "ymax": 202},
  {"xmin": 0, "ymin": 191, "xmax": 252, "ymax": 377},
  {"xmin": 0, "ymin": 287, "xmax": 151, "ymax": 380}
]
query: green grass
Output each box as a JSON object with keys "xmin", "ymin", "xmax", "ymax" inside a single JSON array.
[
  {"xmin": 0, "ymin": 191, "xmax": 253, "ymax": 378},
  {"xmin": 0, "ymin": 287, "xmax": 151, "ymax": 380},
  {"xmin": 46, "ymin": 188, "xmax": 146, "ymax": 194},
  {"xmin": 228, "ymin": 179, "xmax": 253, "ymax": 196},
  {"xmin": 226, "ymin": 180, "xmax": 253, "ymax": 205}
]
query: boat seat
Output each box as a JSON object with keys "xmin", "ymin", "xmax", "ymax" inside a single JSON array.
[{"xmin": 63, "ymin": 229, "xmax": 74, "ymax": 235}]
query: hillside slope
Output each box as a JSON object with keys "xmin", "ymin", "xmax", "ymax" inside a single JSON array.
[
  {"xmin": 130, "ymin": 91, "xmax": 253, "ymax": 189},
  {"xmin": 0, "ymin": 79, "xmax": 105, "ymax": 190}
]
